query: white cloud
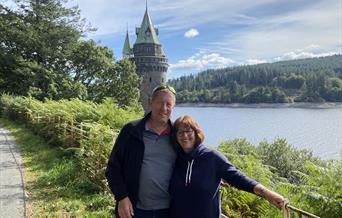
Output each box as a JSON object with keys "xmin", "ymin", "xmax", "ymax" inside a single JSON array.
[
  {"xmin": 202, "ymin": 0, "xmax": 340, "ymax": 62},
  {"xmin": 246, "ymin": 59, "xmax": 267, "ymax": 65},
  {"xmin": 201, "ymin": 53, "xmax": 234, "ymax": 66},
  {"xmin": 170, "ymin": 47, "xmax": 340, "ymax": 76},
  {"xmin": 170, "ymin": 52, "xmax": 235, "ymax": 71},
  {"xmin": 304, "ymin": 44, "xmax": 321, "ymax": 52},
  {"xmin": 272, "ymin": 43, "xmax": 340, "ymax": 61},
  {"xmin": 274, "ymin": 51, "xmax": 339, "ymax": 62},
  {"xmin": 184, "ymin": 28, "xmax": 199, "ymax": 38}
]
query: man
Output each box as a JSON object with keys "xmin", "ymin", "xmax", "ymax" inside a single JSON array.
[{"xmin": 105, "ymin": 84, "xmax": 177, "ymax": 218}]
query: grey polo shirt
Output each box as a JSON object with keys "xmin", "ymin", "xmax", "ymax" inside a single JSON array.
[{"xmin": 136, "ymin": 124, "xmax": 177, "ymax": 210}]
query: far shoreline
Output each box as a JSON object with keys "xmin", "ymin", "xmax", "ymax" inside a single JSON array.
[{"xmin": 176, "ymin": 102, "xmax": 342, "ymax": 109}]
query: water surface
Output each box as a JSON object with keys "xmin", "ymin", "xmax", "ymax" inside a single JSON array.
[{"xmin": 172, "ymin": 106, "xmax": 342, "ymax": 159}]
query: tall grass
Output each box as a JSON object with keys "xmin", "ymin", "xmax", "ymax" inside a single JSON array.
[
  {"xmin": 0, "ymin": 95, "xmax": 143, "ymax": 217},
  {"xmin": 0, "ymin": 118, "xmax": 114, "ymax": 217}
]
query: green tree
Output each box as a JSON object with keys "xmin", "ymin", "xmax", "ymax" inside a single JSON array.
[
  {"xmin": 285, "ymin": 74, "xmax": 305, "ymax": 89},
  {"xmin": 70, "ymin": 40, "xmax": 113, "ymax": 89},
  {"xmin": 271, "ymin": 88, "xmax": 288, "ymax": 103},
  {"xmin": 0, "ymin": 0, "xmax": 87, "ymax": 98},
  {"xmin": 91, "ymin": 59, "xmax": 141, "ymax": 107},
  {"xmin": 323, "ymin": 77, "xmax": 342, "ymax": 101},
  {"xmin": 1, "ymin": 1, "xmax": 141, "ymax": 106}
]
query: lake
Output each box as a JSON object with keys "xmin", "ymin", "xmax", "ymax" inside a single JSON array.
[{"xmin": 172, "ymin": 104, "xmax": 342, "ymax": 160}]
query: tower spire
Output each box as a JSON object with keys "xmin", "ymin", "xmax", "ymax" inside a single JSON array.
[
  {"xmin": 122, "ymin": 28, "xmax": 132, "ymax": 59},
  {"xmin": 135, "ymin": 1, "xmax": 160, "ymax": 45}
]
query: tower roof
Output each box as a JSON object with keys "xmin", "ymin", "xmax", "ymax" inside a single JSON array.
[
  {"xmin": 135, "ymin": 8, "xmax": 160, "ymax": 45},
  {"xmin": 122, "ymin": 30, "xmax": 132, "ymax": 57}
]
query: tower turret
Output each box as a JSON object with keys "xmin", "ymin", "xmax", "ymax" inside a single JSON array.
[
  {"xmin": 122, "ymin": 30, "xmax": 132, "ymax": 59},
  {"xmin": 131, "ymin": 7, "xmax": 169, "ymax": 112}
]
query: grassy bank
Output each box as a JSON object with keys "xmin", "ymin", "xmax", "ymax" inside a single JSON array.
[{"xmin": 0, "ymin": 118, "xmax": 114, "ymax": 217}]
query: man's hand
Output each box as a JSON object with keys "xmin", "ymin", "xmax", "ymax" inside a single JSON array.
[
  {"xmin": 254, "ymin": 184, "xmax": 284, "ymax": 209},
  {"xmin": 118, "ymin": 197, "xmax": 134, "ymax": 218}
]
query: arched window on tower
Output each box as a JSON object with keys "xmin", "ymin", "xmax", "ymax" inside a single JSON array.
[
  {"xmin": 162, "ymin": 78, "xmax": 164, "ymax": 83},
  {"xmin": 149, "ymin": 77, "xmax": 152, "ymax": 83}
]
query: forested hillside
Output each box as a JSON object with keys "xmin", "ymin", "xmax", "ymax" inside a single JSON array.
[{"xmin": 169, "ymin": 55, "xmax": 342, "ymax": 103}]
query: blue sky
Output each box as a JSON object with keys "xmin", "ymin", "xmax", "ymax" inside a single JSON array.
[{"xmin": 4, "ymin": 0, "xmax": 342, "ymax": 79}]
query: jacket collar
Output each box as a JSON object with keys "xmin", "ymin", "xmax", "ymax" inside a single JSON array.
[
  {"xmin": 179, "ymin": 144, "xmax": 205, "ymax": 161},
  {"xmin": 130, "ymin": 112, "xmax": 174, "ymax": 139}
]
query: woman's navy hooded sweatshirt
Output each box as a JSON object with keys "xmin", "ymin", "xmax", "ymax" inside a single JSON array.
[{"xmin": 169, "ymin": 144, "xmax": 258, "ymax": 218}]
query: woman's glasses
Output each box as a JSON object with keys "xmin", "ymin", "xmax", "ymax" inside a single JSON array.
[{"xmin": 176, "ymin": 129, "xmax": 194, "ymax": 136}]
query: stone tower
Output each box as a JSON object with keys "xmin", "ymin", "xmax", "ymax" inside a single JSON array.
[{"xmin": 122, "ymin": 7, "xmax": 168, "ymax": 113}]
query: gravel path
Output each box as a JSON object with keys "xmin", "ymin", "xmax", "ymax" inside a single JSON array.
[{"xmin": 0, "ymin": 125, "xmax": 26, "ymax": 218}]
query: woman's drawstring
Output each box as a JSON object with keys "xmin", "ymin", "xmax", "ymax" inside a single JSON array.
[{"xmin": 185, "ymin": 159, "xmax": 194, "ymax": 186}]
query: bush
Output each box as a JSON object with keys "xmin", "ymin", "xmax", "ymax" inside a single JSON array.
[
  {"xmin": 218, "ymin": 138, "xmax": 341, "ymax": 218},
  {"xmin": 0, "ymin": 94, "xmax": 143, "ymax": 192}
]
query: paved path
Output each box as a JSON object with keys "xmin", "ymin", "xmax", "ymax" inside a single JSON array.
[{"xmin": 0, "ymin": 125, "xmax": 26, "ymax": 218}]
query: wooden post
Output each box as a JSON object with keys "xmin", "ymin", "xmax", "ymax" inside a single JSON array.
[
  {"xmin": 63, "ymin": 122, "xmax": 67, "ymax": 137},
  {"xmin": 71, "ymin": 120, "xmax": 74, "ymax": 141},
  {"xmin": 57, "ymin": 116, "xmax": 60, "ymax": 131},
  {"xmin": 78, "ymin": 122, "xmax": 82, "ymax": 141}
]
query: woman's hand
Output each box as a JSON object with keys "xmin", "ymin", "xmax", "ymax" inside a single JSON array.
[{"xmin": 253, "ymin": 184, "xmax": 284, "ymax": 209}]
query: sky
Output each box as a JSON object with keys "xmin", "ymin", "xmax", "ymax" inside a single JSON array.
[{"xmin": 4, "ymin": 0, "xmax": 342, "ymax": 79}]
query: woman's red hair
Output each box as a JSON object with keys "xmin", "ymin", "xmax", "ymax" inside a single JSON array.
[{"xmin": 174, "ymin": 115, "xmax": 205, "ymax": 146}]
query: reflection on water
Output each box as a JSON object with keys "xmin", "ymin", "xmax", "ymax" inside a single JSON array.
[{"xmin": 172, "ymin": 106, "xmax": 342, "ymax": 160}]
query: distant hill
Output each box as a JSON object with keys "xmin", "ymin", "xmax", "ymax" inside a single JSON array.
[{"xmin": 169, "ymin": 55, "xmax": 342, "ymax": 103}]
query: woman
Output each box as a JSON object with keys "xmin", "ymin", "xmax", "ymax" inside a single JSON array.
[{"xmin": 169, "ymin": 115, "xmax": 284, "ymax": 218}]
